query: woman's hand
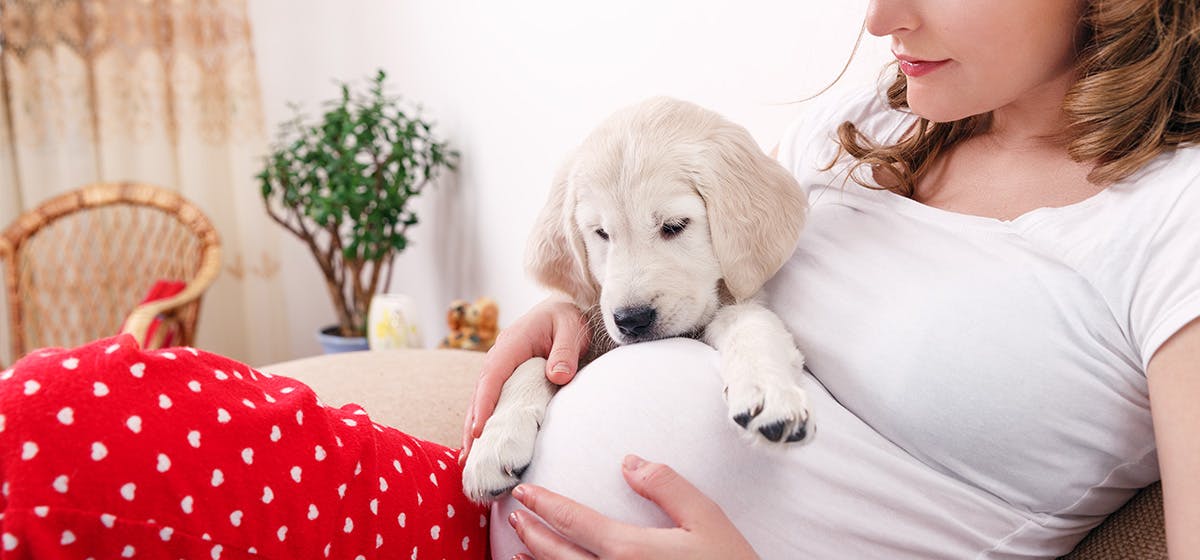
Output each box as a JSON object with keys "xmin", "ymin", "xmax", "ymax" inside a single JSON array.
[
  {"xmin": 459, "ymin": 296, "xmax": 591, "ymax": 464},
  {"xmin": 508, "ymin": 455, "xmax": 759, "ymax": 560}
]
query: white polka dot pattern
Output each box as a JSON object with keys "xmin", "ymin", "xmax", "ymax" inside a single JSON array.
[{"xmin": 0, "ymin": 335, "xmax": 488, "ymax": 558}]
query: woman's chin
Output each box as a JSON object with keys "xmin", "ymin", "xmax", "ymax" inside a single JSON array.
[{"xmin": 905, "ymin": 87, "xmax": 984, "ymax": 124}]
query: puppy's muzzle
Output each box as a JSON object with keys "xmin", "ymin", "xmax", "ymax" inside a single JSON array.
[{"xmin": 613, "ymin": 305, "xmax": 657, "ymax": 339}]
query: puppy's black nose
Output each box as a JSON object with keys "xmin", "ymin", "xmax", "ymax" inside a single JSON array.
[{"xmin": 613, "ymin": 306, "xmax": 657, "ymax": 338}]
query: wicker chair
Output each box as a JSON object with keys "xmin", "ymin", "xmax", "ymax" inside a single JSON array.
[{"xmin": 0, "ymin": 182, "xmax": 221, "ymax": 365}]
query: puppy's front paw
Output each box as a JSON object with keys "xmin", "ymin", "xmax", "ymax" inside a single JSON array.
[
  {"xmin": 461, "ymin": 410, "xmax": 540, "ymax": 504},
  {"xmin": 725, "ymin": 375, "xmax": 811, "ymax": 444}
]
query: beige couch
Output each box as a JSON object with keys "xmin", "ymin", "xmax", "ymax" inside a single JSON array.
[{"xmin": 263, "ymin": 348, "xmax": 1166, "ymax": 559}]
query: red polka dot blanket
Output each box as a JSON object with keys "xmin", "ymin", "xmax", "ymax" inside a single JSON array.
[{"xmin": 0, "ymin": 335, "xmax": 488, "ymax": 559}]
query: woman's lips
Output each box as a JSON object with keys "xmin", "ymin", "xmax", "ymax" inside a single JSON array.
[{"xmin": 895, "ymin": 54, "xmax": 950, "ymax": 78}]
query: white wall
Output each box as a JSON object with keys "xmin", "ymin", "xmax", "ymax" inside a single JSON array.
[{"xmin": 249, "ymin": 0, "xmax": 892, "ymax": 359}]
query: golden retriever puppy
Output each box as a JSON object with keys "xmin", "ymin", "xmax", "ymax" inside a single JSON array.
[{"xmin": 463, "ymin": 97, "xmax": 811, "ymax": 502}]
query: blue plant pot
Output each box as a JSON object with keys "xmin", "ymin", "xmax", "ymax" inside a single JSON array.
[{"xmin": 316, "ymin": 325, "xmax": 370, "ymax": 354}]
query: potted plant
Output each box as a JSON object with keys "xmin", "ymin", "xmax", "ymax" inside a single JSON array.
[{"xmin": 257, "ymin": 69, "xmax": 458, "ymax": 353}]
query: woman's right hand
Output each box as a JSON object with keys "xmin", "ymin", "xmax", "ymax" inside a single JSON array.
[{"xmin": 459, "ymin": 296, "xmax": 591, "ymax": 464}]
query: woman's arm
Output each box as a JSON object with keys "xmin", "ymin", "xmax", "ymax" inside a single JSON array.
[{"xmin": 1147, "ymin": 316, "xmax": 1200, "ymax": 557}]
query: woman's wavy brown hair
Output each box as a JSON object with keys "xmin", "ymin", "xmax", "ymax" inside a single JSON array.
[{"xmin": 833, "ymin": 0, "xmax": 1200, "ymax": 196}]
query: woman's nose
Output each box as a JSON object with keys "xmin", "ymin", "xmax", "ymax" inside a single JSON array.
[{"xmin": 865, "ymin": 0, "xmax": 920, "ymax": 37}]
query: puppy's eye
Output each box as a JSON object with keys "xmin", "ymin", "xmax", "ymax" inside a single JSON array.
[
  {"xmin": 660, "ymin": 218, "xmax": 689, "ymax": 239},
  {"xmin": 594, "ymin": 228, "xmax": 609, "ymax": 241}
]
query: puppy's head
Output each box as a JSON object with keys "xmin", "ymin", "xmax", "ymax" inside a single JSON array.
[{"xmin": 527, "ymin": 97, "xmax": 807, "ymax": 345}]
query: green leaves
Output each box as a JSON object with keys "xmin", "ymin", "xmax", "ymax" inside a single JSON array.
[{"xmin": 256, "ymin": 69, "xmax": 458, "ymax": 337}]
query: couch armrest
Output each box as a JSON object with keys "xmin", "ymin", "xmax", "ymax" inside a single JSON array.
[{"xmin": 260, "ymin": 348, "xmax": 485, "ymax": 448}]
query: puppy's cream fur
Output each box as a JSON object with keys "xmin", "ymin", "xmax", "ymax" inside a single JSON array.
[{"xmin": 463, "ymin": 98, "xmax": 811, "ymax": 503}]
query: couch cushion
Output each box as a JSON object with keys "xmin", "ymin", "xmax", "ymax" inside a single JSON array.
[{"xmin": 260, "ymin": 348, "xmax": 484, "ymax": 448}]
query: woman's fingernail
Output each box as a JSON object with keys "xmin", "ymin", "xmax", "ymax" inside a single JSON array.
[
  {"xmin": 508, "ymin": 511, "xmax": 521, "ymax": 529},
  {"xmin": 623, "ymin": 454, "xmax": 645, "ymax": 471},
  {"xmin": 512, "ymin": 484, "xmax": 527, "ymax": 500},
  {"xmin": 552, "ymin": 362, "xmax": 570, "ymax": 375}
]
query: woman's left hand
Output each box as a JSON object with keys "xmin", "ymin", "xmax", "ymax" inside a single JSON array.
[{"xmin": 507, "ymin": 455, "xmax": 759, "ymax": 559}]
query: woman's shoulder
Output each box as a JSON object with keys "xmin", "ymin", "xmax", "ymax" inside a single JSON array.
[
  {"xmin": 1144, "ymin": 143, "xmax": 1200, "ymax": 226},
  {"xmin": 1114, "ymin": 142, "xmax": 1200, "ymax": 207},
  {"xmin": 776, "ymin": 84, "xmax": 910, "ymax": 177},
  {"xmin": 1105, "ymin": 143, "xmax": 1200, "ymax": 367},
  {"xmin": 1160, "ymin": 143, "xmax": 1200, "ymax": 184}
]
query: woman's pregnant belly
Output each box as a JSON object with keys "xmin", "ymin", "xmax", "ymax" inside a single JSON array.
[{"xmin": 487, "ymin": 338, "xmax": 1078, "ymax": 559}]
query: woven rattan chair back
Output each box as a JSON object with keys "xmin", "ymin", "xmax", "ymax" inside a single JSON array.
[{"xmin": 0, "ymin": 183, "xmax": 221, "ymax": 362}]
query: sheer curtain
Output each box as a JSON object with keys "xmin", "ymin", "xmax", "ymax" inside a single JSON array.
[{"xmin": 0, "ymin": 0, "xmax": 288, "ymax": 365}]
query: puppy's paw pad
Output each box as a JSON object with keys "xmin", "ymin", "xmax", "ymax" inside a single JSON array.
[
  {"xmin": 757, "ymin": 420, "xmax": 787, "ymax": 442},
  {"xmin": 785, "ymin": 422, "xmax": 809, "ymax": 442},
  {"xmin": 757, "ymin": 414, "xmax": 809, "ymax": 443},
  {"xmin": 726, "ymin": 381, "xmax": 812, "ymax": 444}
]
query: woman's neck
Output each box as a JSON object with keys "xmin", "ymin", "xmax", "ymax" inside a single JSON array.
[
  {"xmin": 909, "ymin": 71, "xmax": 1105, "ymax": 220},
  {"xmin": 979, "ymin": 70, "xmax": 1077, "ymax": 151}
]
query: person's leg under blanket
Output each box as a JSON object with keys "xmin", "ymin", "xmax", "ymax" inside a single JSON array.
[{"xmin": 0, "ymin": 335, "xmax": 487, "ymax": 559}]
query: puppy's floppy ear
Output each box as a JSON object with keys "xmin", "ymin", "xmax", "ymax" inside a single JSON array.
[
  {"xmin": 524, "ymin": 156, "xmax": 600, "ymax": 308},
  {"xmin": 695, "ymin": 122, "xmax": 807, "ymax": 301}
]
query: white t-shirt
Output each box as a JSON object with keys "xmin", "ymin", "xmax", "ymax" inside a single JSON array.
[{"xmin": 489, "ymin": 89, "xmax": 1200, "ymax": 559}]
